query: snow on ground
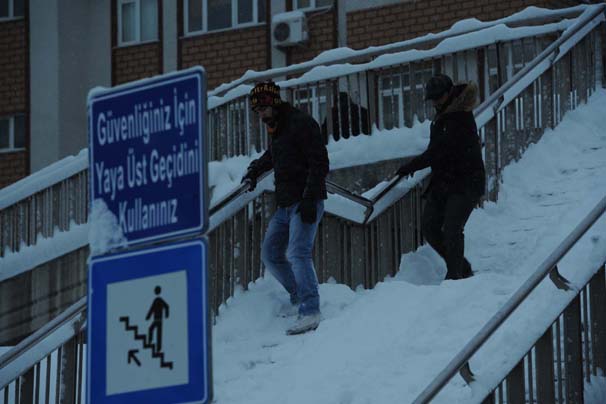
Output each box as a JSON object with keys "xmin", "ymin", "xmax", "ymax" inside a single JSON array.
[
  {"xmin": 586, "ymin": 374, "xmax": 606, "ymax": 404},
  {"xmin": 210, "ymin": 90, "xmax": 606, "ymax": 404}
]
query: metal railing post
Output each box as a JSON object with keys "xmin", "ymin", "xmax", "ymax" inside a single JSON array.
[
  {"xmin": 536, "ymin": 326, "xmax": 556, "ymax": 403},
  {"xmin": 589, "ymin": 264, "xmax": 606, "ymax": 374},
  {"xmin": 367, "ymin": 70, "xmax": 378, "ymax": 131},
  {"xmin": 506, "ymin": 358, "xmax": 526, "ymax": 403},
  {"xmin": 564, "ymin": 295, "xmax": 584, "ymax": 404},
  {"xmin": 19, "ymin": 368, "xmax": 34, "ymax": 404},
  {"xmin": 59, "ymin": 337, "xmax": 77, "ymax": 404}
]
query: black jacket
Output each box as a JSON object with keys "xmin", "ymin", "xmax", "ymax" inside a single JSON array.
[
  {"xmin": 321, "ymin": 92, "xmax": 370, "ymax": 142},
  {"xmin": 247, "ymin": 104, "xmax": 330, "ymax": 207},
  {"xmin": 402, "ymin": 83, "xmax": 486, "ymax": 197}
]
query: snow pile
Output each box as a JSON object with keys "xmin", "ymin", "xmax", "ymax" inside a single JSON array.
[
  {"xmin": 208, "ymin": 153, "xmax": 263, "ymax": 205},
  {"xmin": 396, "ymin": 245, "xmax": 446, "ymax": 285},
  {"xmin": 327, "ymin": 123, "xmax": 429, "ymax": 170},
  {"xmin": 88, "ymin": 199, "xmax": 127, "ymax": 256}
]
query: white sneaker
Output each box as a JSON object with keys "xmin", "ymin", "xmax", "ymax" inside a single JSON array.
[
  {"xmin": 286, "ymin": 313, "xmax": 321, "ymax": 335},
  {"xmin": 277, "ymin": 302, "xmax": 299, "ymax": 318}
]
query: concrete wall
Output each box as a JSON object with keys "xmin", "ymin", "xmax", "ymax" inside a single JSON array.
[
  {"xmin": 30, "ymin": 0, "xmax": 111, "ymax": 173},
  {"xmin": 30, "ymin": 0, "xmax": 60, "ymax": 173},
  {"xmin": 163, "ymin": 0, "xmax": 177, "ymax": 72},
  {"xmin": 59, "ymin": 0, "xmax": 111, "ymax": 165}
]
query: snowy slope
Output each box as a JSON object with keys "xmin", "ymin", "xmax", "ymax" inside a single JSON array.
[{"xmin": 210, "ymin": 90, "xmax": 606, "ymax": 403}]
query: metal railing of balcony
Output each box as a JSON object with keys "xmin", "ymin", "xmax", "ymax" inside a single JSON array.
[{"xmin": 412, "ymin": 195, "xmax": 606, "ymax": 403}]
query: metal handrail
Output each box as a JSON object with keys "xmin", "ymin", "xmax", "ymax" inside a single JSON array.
[
  {"xmin": 474, "ymin": 3, "xmax": 606, "ymax": 126},
  {"xmin": 209, "ymin": 172, "xmax": 373, "ymax": 222},
  {"xmin": 209, "ymin": 6, "xmax": 588, "ymax": 98},
  {"xmin": 0, "ymin": 297, "xmax": 86, "ymax": 389},
  {"xmin": 413, "ymin": 195, "xmax": 606, "ymax": 403},
  {"xmin": 363, "ymin": 3, "xmax": 606, "ymax": 213}
]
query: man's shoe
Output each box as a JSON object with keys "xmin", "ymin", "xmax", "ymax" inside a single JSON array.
[
  {"xmin": 277, "ymin": 302, "xmax": 299, "ymax": 318},
  {"xmin": 461, "ymin": 259, "xmax": 474, "ymax": 279},
  {"xmin": 286, "ymin": 313, "xmax": 321, "ymax": 335}
]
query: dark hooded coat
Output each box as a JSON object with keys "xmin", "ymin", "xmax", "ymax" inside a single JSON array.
[
  {"xmin": 247, "ymin": 103, "xmax": 329, "ymax": 207},
  {"xmin": 402, "ymin": 82, "xmax": 486, "ymax": 197}
]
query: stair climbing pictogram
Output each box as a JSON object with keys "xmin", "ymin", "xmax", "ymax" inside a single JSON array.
[{"xmin": 119, "ymin": 285, "xmax": 173, "ymax": 370}]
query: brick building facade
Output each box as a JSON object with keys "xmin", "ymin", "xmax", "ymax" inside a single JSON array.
[
  {"xmin": 0, "ymin": 13, "xmax": 28, "ymax": 189},
  {"xmin": 346, "ymin": 0, "xmax": 584, "ymax": 50},
  {"xmin": 0, "ymin": 0, "xmax": 595, "ymax": 190}
]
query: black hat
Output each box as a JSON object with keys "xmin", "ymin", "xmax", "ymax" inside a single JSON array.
[
  {"xmin": 250, "ymin": 81, "xmax": 283, "ymax": 109},
  {"xmin": 424, "ymin": 74, "xmax": 453, "ymax": 101}
]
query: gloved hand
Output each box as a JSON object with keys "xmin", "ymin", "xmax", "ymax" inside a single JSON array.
[
  {"xmin": 297, "ymin": 198, "xmax": 317, "ymax": 224},
  {"xmin": 241, "ymin": 168, "xmax": 257, "ymax": 191},
  {"xmin": 396, "ymin": 165, "xmax": 413, "ymax": 178}
]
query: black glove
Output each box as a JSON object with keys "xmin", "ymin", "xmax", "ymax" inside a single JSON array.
[
  {"xmin": 297, "ymin": 198, "xmax": 317, "ymax": 224},
  {"xmin": 241, "ymin": 168, "xmax": 257, "ymax": 191},
  {"xmin": 396, "ymin": 165, "xmax": 413, "ymax": 178}
]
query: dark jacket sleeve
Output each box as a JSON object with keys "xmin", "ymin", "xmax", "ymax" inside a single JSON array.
[
  {"xmin": 299, "ymin": 115, "xmax": 329, "ymax": 199},
  {"xmin": 248, "ymin": 145, "xmax": 273, "ymax": 177},
  {"xmin": 403, "ymin": 119, "xmax": 453, "ymax": 173}
]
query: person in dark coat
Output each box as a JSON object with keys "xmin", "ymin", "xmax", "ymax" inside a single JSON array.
[
  {"xmin": 321, "ymin": 92, "xmax": 370, "ymax": 142},
  {"xmin": 241, "ymin": 81, "xmax": 329, "ymax": 335},
  {"xmin": 397, "ymin": 74, "xmax": 485, "ymax": 280}
]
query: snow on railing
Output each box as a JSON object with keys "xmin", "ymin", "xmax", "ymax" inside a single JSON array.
[{"xmin": 208, "ymin": 5, "xmax": 589, "ymax": 99}]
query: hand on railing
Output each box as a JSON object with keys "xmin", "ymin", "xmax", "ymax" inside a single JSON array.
[
  {"xmin": 395, "ymin": 165, "xmax": 413, "ymax": 179},
  {"xmin": 240, "ymin": 170, "xmax": 258, "ymax": 192}
]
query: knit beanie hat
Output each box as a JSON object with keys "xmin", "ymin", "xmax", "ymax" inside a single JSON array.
[{"xmin": 250, "ymin": 81, "xmax": 283, "ymax": 109}]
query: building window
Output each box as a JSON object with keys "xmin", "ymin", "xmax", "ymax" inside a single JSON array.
[
  {"xmin": 185, "ymin": 0, "xmax": 266, "ymax": 34},
  {"xmin": 293, "ymin": 0, "xmax": 332, "ymax": 10},
  {"xmin": 117, "ymin": 0, "xmax": 158, "ymax": 46},
  {"xmin": 293, "ymin": 86, "xmax": 327, "ymax": 124},
  {"xmin": 378, "ymin": 67, "xmax": 433, "ymax": 130},
  {"xmin": 0, "ymin": 115, "xmax": 26, "ymax": 152},
  {"xmin": 0, "ymin": 0, "xmax": 24, "ymax": 19}
]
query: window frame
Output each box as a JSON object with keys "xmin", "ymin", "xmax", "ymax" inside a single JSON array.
[
  {"xmin": 184, "ymin": 0, "xmax": 266, "ymax": 36},
  {"xmin": 293, "ymin": 0, "xmax": 332, "ymax": 11},
  {"xmin": 0, "ymin": 116, "xmax": 25, "ymax": 153},
  {"xmin": 0, "ymin": 0, "xmax": 24, "ymax": 21},
  {"xmin": 293, "ymin": 86, "xmax": 327, "ymax": 124},
  {"xmin": 117, "ymin": 0, "xmax": 159, "ymax": 47}
]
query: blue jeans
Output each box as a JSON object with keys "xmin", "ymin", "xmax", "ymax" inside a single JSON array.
[{"xmin": 261, "ymin": 200, "xmax": 324, "ymax": 316}]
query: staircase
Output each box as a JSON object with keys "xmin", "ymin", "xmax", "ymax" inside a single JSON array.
[
  {"xmin": 1, "ymin": 4, "xmax": 605, "ymax": 403},
  {"xmin": 119, "ymin": 316, "xmax": 174, "ymax": 370}
]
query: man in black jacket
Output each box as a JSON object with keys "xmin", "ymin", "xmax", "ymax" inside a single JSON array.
[
  {"xmin": 242, "ymin": 81, "xmax": 329, "ymax": 335},
  {"xmin": 397, "ymin": 74, "xmax": 485, "ymax": 280}
]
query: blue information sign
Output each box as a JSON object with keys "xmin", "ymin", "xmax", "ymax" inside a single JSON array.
[
  {"xmin": 88, "ymin": 68, "xmax": 207, "ymax": 247},
  {"xmin": 87, "ymin": 239, "xmax": 211, "ymax": 404}
]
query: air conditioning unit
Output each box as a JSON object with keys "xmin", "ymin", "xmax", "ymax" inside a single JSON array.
[{"xmin": 272, "ymin": 11, "xmax": 308, "ymax": 47}]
